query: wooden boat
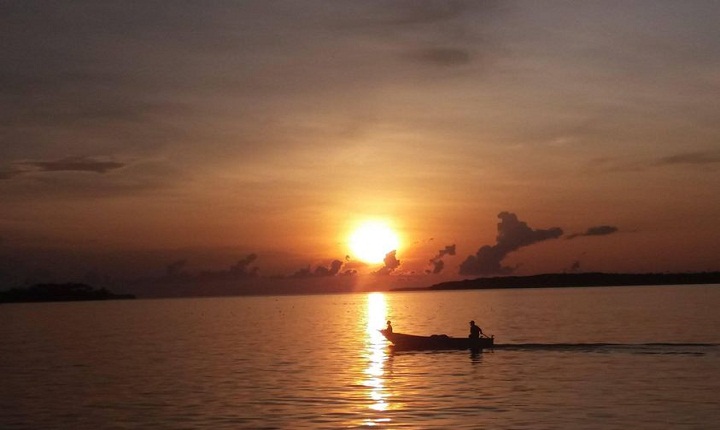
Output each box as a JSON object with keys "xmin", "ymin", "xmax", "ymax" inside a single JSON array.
[{"xmin": 379, "ymin": 329, "xmax": 494, "ymax": 351}]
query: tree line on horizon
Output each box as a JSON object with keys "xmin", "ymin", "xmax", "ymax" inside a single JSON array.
[{"xmin": 423, "ymin": 272, "xmax": 720, "ymax": 291}]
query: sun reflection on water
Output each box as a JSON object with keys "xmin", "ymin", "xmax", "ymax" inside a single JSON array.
[{"xmin": 364, "ymin": 292, "xmax": 391, "ymax": 424}]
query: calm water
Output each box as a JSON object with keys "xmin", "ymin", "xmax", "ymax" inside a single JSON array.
[{"xmin": 1, "ymin": 286, "xmax": 719, "ymax": 429}]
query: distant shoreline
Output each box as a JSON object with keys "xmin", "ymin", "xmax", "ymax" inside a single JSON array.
[
  {"xmin": 0, "ymin": 283, "xmax": 136, "ymax": 304},
  {"xmin": 393, "ymin": 272, "xmax": 720, "ymax": 292},
  {"xmin": 3, "ymin": 273, "xmax": 719, "ymax": 302}
]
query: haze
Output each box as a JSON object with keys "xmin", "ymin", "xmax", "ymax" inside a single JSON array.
[{"xmin": 1, "ymin": 1, "xmax": 718, "ymax": 293}]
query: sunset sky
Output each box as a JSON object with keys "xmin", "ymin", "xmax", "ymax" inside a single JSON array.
[{"xmin": 1, "ymin": 1, "xmax": 719, "ymax": 291}]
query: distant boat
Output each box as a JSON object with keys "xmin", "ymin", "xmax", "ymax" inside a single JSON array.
[{"xmin": 379, "ymin": 329, "xmax": 494, "ymax": 351}]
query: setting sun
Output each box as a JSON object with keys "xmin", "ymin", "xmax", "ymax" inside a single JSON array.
[{"xmin": 349, "ymin": 221, "xmax": 400, "ymax": 264}]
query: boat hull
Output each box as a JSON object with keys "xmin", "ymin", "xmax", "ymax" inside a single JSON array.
[{"xmin": 380, "ymin": 329, "xmax": 494, "ymax": 351}]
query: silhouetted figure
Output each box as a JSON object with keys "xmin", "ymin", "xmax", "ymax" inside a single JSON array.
[
  {"xmin": 469, "ymin": 320, "xmax": 483, "ymax": 339},
  {"xmin": 386, "ymin": 320, "xmax": 393, "ymax": 334}
]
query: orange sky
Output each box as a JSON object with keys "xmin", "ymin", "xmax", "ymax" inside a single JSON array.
[{"xmin": 1, "ymin": 2, "xmax": 719, "ymax": 292}]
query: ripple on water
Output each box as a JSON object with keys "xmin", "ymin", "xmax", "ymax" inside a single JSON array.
[{"xmin": 1, "ymin": 288, "xmax": 719, "ymax": 429}]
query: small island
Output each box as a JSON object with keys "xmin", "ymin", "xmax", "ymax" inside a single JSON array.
[
  {"xmin": 0, "ymin": 283, "xmax": 135, "ymax": 303},
  {"xmin": 395, "ymin": 272, "xmax": 720, "ymax": 292}
]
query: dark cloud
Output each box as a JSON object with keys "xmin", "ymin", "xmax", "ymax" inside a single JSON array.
[
  {"xmin": 319, "ymin": 260, "xmax": 344, "ymax": 276},
  {"xmin": 427, "ymin": 244, "xmax": 456, "ymax": 274},
  {"xmin": 156, "ymin": 254, "xmax": 259, "ymax": 283},
  {"xmin": 19, "ymin": 156, "xmax": 125, "ymax": 174},
  {"xmin": 459, "ymin": 212, "xmax": 563, "ymax": 276},
  {"xmin": 229, "ymin": 254, "xmax": 259, "ymax": 275},
  {"xmin": 1, "ymin": 157, "xmax": 126, "ymax": 182},
  {"xmin": 291, "ymin": 259, "xmax": 344, "ymax": 278},
  {"xmin": 656, "ymin": 151, "xmax": 720, "ymax": 166},
  {"xmin": 384, "ymin": 251, "xmax": 401, "ymax": 270},
  {"xmin": 586, "ymin": 225, "xmax": 618, "ymax": 236},
  {"xmin": 409, "ymin": 48, "xmax": 471, "ymax": 66},
  {"xmin": 0, "ymin": 159, "xmax": 183, "ymax": 202},
  {"xmin": 194, "ymin": 254, "xmax": 259, "ymax": 281},
  {"xmin": 436, "ymin": 244, "xmax": 456, "ymax": 258},
  {"xmin": 290, "ymin": 266, "xmax": 312, "ymax": 278},
  {"xmin": 428, "ymin": 259, "xmax": 445, "ymax": 274},
  {"xmin": 567, "ymin": 225, "xmax": 619, "ymax": 240},
  {"xmin": 374, "ymin": 250, "xmax": 401, "ymax": 276}
]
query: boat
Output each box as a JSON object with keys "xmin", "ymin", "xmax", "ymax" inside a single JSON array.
[{"xmin": 379, "ymin": 329, "xmax": 494, "ymax": 351}]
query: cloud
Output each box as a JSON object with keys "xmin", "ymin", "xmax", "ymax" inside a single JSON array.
[
  {"xmin": 428, "ymin": 259, "xmax": 445, "ymax": 274},
  {"xmin": 290, "ymin": 266, "xmax": 312, "ymax": 278},
  {"xmin": 585, "ymin": 225, "xmax": 618, "ymax": 236},
  {"xmin": 319, "ymin": 260, "xmax": 344, "ymax": 276},
  {"xmin": 1, "ymin": 157, "xmax": 127, "ymax": 181},
  {"xmin": 656, "ymin": 151, "xmax": 720, "ymax": 166},
  {"xmin": 459, "ymin": 212, "xmax": 563, "ymax": 276},
  {"xmin": 127, "ymin": 254, "xmax": 262, "ymax": 285},
  {"xmin": 195, "ymin": 254, "xmax": 259, "ymax": 281},
  {"xmin": 291, "ymin": 259, "xmax": 344, "ymax": 278},
  {"xmin": 229, "ymin": 254, "xmax": 259, "ymax": 275},
  {"xmin": 374, "ymin": 250, "xmax": 401, "ymax": 275},
  {"xmin": 436, "ymin": 244, "xmax": 456, "ymax": 258},
  {"xmin": 588, "ymin": 150, "xmax": 720, "ymax": 173},
  {"xmin": 427, "ymin": 244, "xmax": 456, "ymax": 274},
  {"xmin": 20, "ymin": 156, "xmax": 126, "ymax": 174},
  {"xmin": 567, "ymin": 225, "xmax": 619, "ymax": 240}
]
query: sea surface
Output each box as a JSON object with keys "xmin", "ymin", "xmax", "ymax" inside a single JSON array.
[{"xmin": 1, "ymin": 285, "xmax": 719, "ymax": 429}]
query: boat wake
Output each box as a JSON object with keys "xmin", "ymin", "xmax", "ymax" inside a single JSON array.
[{"xmin": 492, "ymin": 342, "xmax": 719, "ymax": 356}]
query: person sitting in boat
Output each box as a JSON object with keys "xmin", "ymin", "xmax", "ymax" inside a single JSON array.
[
  {"xmin": 386, "ymin": 320, "xmax": 393, "ymax": 334},
  {"xmin": 469, "ymin": 320, "xmax": 483, "ymax": 339}
]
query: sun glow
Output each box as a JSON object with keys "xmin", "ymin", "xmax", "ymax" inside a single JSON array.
[{"xmin": 349, "ymin": 221, "xmax": 400, "ymax": 264}]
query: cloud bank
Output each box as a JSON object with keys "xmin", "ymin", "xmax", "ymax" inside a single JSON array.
[
  {"xmin": 291, "ymin": 259, "xmax": 345, "ymax": 278},
  {"xmin": 161, "ymin": 254, "xmax": 260, "ymax": 283}
]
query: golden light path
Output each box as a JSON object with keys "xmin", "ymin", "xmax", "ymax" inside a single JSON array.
[{"xmin": 364, "ymin": 292, "xmax": 392, "ymax": 426}]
